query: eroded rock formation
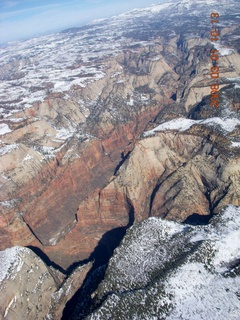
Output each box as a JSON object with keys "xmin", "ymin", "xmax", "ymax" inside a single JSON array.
[
  {"xmin": 1, "ymin": 0, "xmax": 240, "ymax": 270},
  {"xmin": 0, "ymin": 246, "xmax": 92, "ymax": 320},
  {"xmin": 0, "ymin": 1, "xmax": 240, "ymax": 318}
]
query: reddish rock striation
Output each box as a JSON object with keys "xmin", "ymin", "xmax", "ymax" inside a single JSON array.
[
  {"xmin": 27, "ymin": 128, "xmax": 240, "ymax": 269},
  {"xmin": 0, "ymin": 102, "xmax": 165, "ymax": 267}
]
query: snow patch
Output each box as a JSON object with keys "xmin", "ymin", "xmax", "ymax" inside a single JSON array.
[
  {"xmin": 0, "ymin": 199, "xmax": 19, "ymax": 208},
  {"xmin": 0, "ymin": 247, "xmax": 26, "ymax": 282},
  {"xmin": 7, "ymin": 118, "xmax": 27, "ymax": 123},
  {"xmin": 42, "ymin": 146, "xmax": 54, "ymax": 154},
  {"xmin": 111, "ymin": 71, "xmax": 122, "ymax": 78},
  {"xmin": 211, "ymin": 205, "xmax": 240, "ymax": 272},
  {"xmin": 166, "ymin": 262, "xmax": 240, "ymax": 320},
  {"xmin": 23, "ymin": 154, "xmax": 33, "ymax": 162},
  {"xmin": 144, "ymin": 118, "xmax": 197, "ymax": 136},
  {"xmin": 56, "ymin": 127, "xmax": 76, "ymax": 140},
  {"xmin": 167, "ymin": 206, "xmax": 240, "ymax": 319},
  {"xmin": 213, "ymin": 43, "xmax": 235, "ymax": 56},
  {"xmin": 0, "ymin": 124, "xmax": 12, "ymax": 135},
  {"xmin": 127, "ymin": 97, "xmax": 134, "ymax": 106},
  {"xmin": 0, "ymin": 144, "xmax": 19, "ymax": 156},
  {"xmin": 203, "ymin": 117, "xmax": 240, "ymax": 132},
  {"xmin": 144, "ymin": 117, "xmax": 240, "ymax": 136},
  {"xmin": 231, "ymin": 142, "xmax": 240, "ymax": 148}
]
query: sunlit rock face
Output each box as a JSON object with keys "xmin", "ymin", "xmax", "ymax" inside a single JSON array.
[
  {"xmin": 0, "ymin": 246, "xmax": 92, "ymax": 320},
  {"xmin": 0, "ymin": 246, "xmax": 57, "ymax": 320},
  {"xmin": 0, "ymin": 0, "xmax": 240, "ymax": 271},
  {"xmin": 0, "ymin": 1, "xmax": 240, "ymax": 319}
]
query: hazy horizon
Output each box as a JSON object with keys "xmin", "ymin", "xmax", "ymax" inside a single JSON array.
[{"xmin": 0, "ymin": 0, "xmax": 162, "ymax": 44}]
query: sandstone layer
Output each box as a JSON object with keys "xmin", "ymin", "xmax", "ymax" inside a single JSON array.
[{"xmin": 78, "ymin": 128, "xmax": 240, "ymax": 224}]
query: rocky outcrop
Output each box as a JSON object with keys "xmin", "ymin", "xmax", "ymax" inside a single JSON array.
[
  {"xmin": 49, "ymin": 261, "xmax": 93, "ymax": 320},
  {"xmin": 0, "ymin": 246, "xmax": 57, "ymax": 319},
  {"xmin": 78, "ymin": 129, "xmax": 239, "ymax": 224},
  {"xmin": 0, "ymin": 246, "xmax": 92, "ymax": 320},
  {"xmin": 0, "ymin": 49, "xmax": 172, "ymax": 253}
]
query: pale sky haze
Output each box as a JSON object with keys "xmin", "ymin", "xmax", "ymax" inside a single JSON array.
[{"xmin": 0, "ymin": 0, "xmax": 161, "ymax": 43}]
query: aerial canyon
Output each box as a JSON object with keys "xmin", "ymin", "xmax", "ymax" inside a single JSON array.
[{"xmin": 0, "ymin": 0, "xmax": 240, "ymax": 319}]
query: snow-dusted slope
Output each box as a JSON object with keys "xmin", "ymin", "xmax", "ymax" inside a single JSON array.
[
  {"xmin": 144, "ymin": 116, "xmax": 240, "ymax": 134},
  {"xmin": 85, "ymin": 206, "xmax": 240, "ymax": 320},
  {"xmin": 0, "ymin": 0, "xmax": 239, "ymax": 119},
  {"xmin": 0, "ymin": 246, "xmax": 26, "ymax": 282},
  {"xmin": 0, "ymin": 246, "xmax": 58, "ymax": 319},
  {"xmin": 0, "ymin": 3, "xmax": 171, "ymax": 118},
  {"xmin": 144, "ymin": 116, "xmax": 240, "ymax": 146},
  {"xmin": 0, "ymin": 245, "xmax": 93, "ymax": 320}
]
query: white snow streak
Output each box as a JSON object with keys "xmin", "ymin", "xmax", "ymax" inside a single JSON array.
[
  {"xmin": 0, "ymin": 247, "xmax": 25, "ymax": 282},
  {"xmin": 144, "ymin": 117, "xmax": 240, "ymax": 136},
  {"xmin": 0, "ymin": 124, "xmax": 12, "ymax": 135}
]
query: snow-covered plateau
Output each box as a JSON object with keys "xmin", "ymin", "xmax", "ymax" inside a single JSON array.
[
  {"xmin": 0, "ymin": 0, "xmax": 239, "ymax": 119},
  {"xmin": 86, "ymin": 206, "xmax": 240, "ymax": 320}
]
